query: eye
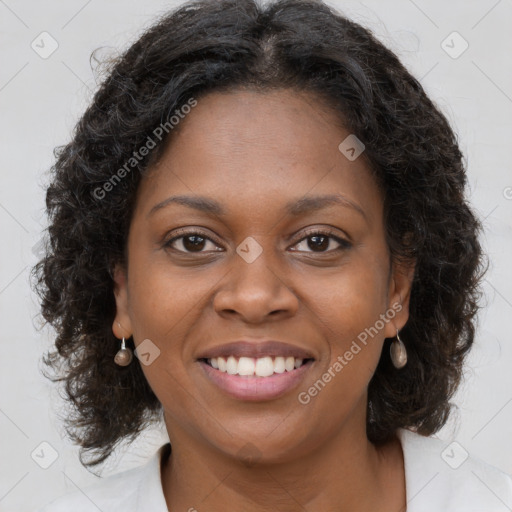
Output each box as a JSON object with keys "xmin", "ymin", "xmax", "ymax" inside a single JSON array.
[
  {"xmin": 290, "ymin": 229, "xmax": 351, "ymax": 253},
  {"xmin": 163, "ymin": 229, "xmax": 223, "ymax": 254},
  {"xmin": 163, "ymin": 228, "xmax": 351, "ymax": 255}
]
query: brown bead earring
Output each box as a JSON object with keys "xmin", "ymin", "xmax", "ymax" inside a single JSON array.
[{"xmin": 114, "ymin": 337, "xmax": 133, "ymax": 366}]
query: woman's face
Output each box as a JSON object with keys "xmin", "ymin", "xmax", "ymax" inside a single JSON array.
[{"xmin": 113, "ymin": 88, "xmax": 414, "ymax": 462}]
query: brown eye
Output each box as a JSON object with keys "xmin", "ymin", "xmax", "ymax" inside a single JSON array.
[
  {"xmin": 164, "ymin": 230, "xmax": 223, "ymax": 253},
  {"xmin": 291, "ymin": 230, "xmax": 351, "ymax": 253}
]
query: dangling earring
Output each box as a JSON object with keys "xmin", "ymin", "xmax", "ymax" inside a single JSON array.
[
  {"xmin": 114, "ymin": 337, "xmax": 133, "ymax": 366},
  {"xmin": 390, "ymin": 329, "xmax": 407, "ymax": 369}
]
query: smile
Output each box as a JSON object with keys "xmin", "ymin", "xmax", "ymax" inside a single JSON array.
[{"xmin": 198, "ymin": 356, "xmax": 315, "ymax": 401}]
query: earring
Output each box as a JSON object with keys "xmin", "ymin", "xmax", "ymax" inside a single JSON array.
[
  {"xmin": 114, "ymin": 337, "xmax": 133, "ymax": 366},
  {"xmin": 390, "ymin": 329, "xmax": 407, "ymax": 369}
]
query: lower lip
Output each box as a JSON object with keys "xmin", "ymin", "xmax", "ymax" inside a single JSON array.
[{"xmin": 198, "ymin": 360, "xmax": 314, "ymax": 401}]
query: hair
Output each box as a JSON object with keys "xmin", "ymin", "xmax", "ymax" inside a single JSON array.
[{"xmin": 32, "ymin": 0, "xmax": 485, "ymax": 469}]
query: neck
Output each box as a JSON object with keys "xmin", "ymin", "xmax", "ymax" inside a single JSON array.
[{"xmin": 160, "ymin": 416, "xmax": 406, "ymax": 512}]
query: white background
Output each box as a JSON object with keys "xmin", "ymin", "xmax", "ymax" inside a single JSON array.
[{"xmin": 0, "ymin": 0, "xmax": 511, "ymax": 510}]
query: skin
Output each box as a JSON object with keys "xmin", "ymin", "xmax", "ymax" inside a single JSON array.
[{"xmin": 112, "ymin": 88, "xmax": 415, "ymax": 512}]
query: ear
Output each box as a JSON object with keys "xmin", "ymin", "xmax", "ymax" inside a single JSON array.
[
  {"xmin": 384, "ymin": 257, "xmax": 416, "ymax": 339},
  {"xmin": 111, "ymin": 262, "xmax": 133, "ymax": 339}
]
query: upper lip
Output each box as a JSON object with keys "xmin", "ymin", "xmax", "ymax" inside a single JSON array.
[{"xmin": 197, "ymin": 340, "xmax": 315, "ymax": 360}]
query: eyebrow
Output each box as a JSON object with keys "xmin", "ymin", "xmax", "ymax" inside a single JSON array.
[{"xmin": 147, "ymin": 193, "xmax": 367, "ymax": 220}]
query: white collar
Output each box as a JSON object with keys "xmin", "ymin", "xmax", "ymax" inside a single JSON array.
[
  {"xmin": 71, "ymin": 429, "xmax": 511, "ymax": 511},
  {"xmin": 397, "ymin": 428, "xmax": 512, "ymax": 511}
]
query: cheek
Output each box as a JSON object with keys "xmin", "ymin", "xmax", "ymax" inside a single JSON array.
[
  {"xmin": 124, "ymin": 249, "xmax": 223, "ymax": 396},
  {"xmin": 127, "ymin": 249, "xmax": 214, "ymax": 341},
  {"xmin": 296, "ymin": 269, "xmax": 388, "ymax": 431},
  {"xmin": 298, "ymin": 251, "xmax": 390, "ymax": 407},
  {"xmin": 307, "ymin": 251, "xmax": 390, "ymax": 344}
]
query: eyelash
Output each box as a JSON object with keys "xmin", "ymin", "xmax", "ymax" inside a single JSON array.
[{"xmin": 163, "ymin": 228, "xmax": 351, "ymax": 254}]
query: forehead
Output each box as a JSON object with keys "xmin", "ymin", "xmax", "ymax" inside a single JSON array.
[
  {"xmin": 135, "ymin": 88, "xmax": 382, "ymax": 223},
  {"xmin": 162, "ymin": 88, "xmax": 349, "ymax": 171}
]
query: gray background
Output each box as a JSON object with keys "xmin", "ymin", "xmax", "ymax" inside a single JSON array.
[{"xmin": 1, "ymin": 0, "xmax": 511, "ymax": 510}]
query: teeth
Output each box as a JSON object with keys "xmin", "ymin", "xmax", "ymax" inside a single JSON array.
[
  {"xmin": 226, "ymin": 356, "xmax": 238, "ymax": 375},
  {"xmin": 274, "ymin": 356, "xmax": 285, "ymax": 374},
  {"xmin": 206, "ymin": 355, "xmax": 309, "ymax": 377},
  {"xmin": 238, "ymin": 356, "xmax": 255, "ymax": 376},
  {"xmin": 255, "ymin": 356, "xmax": 274, "ymax": 377}
]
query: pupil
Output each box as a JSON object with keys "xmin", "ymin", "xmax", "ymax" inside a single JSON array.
[
  {"xmin": 184, "ymin": 235, "xmax": 205, "ymax": 251},
  {"xmin": 308, "ymin": 235, "xmax": 328, "ymax": 251}
]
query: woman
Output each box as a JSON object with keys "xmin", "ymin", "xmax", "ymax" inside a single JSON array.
[{"xmin": 34, "ymin": 0, "xmax": 512, "ymax": 510}]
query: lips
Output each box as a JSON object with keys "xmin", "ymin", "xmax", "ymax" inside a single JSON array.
[
  {"xmin": 196, "ymin": 340, "xmax": 315, "ymax": 401},
  {"xmin": 196, "ymin": 340, "xmax": 315, "ymax": 360}
]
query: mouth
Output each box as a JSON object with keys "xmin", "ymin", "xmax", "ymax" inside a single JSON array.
[{"xmin": 196, "ymin": 341, "xmax": 316, "ymax": 401}]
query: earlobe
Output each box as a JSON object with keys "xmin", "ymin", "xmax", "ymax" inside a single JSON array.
[{"xmin": 112, "ymin": 263, "xmax": 132, "ymax": 339}]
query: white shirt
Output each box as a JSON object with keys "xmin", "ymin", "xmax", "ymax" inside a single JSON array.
[{"xmin": 37, "ymin": 428, "xmax": 512, "ymax": 511}]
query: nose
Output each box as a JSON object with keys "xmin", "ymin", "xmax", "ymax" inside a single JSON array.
[{"xmin": 213, "ymin": 243, "xmax": 299, "ymax": 324}]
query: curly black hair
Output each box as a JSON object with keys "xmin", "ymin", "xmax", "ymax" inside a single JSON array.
[{"xmin": 32, "ymin": 0, "xmax": 486, "ymax": 469}]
